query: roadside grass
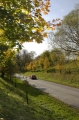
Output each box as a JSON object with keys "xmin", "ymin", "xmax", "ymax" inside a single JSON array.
[
  {"xmin": 24, "ymin": 72, "xmax": 79, "ymax": 88},
  {"xmin": 0, "ymin": 77, "xmax": 79, "ymax": 120}
]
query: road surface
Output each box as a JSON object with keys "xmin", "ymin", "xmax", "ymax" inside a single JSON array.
[{"xmin": 15, "ymin": 74, "xmax": 79, "ymax": 109}]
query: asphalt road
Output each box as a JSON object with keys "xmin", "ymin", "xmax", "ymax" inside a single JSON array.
[{"xmin": 15, "ymin": 74, "xmax": 79, "ymax": 109}]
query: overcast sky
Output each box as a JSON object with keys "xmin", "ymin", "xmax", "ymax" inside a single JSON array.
[{"xmin": 23, "ymin": 0, "xmax": 79, "ymax": 56}]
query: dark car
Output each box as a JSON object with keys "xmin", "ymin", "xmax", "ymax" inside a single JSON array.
[{"xmin": 30, "ymin": 75, "xmax": 37, "ymax": 80}]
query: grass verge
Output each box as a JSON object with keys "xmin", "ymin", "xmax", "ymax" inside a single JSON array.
[
  {"xmin": 24, "ymin": 72, "xmax": 79, "ymax": 88},
  {"xmin": 0, "ymin": 77, "xmax": 79, "ymax": 120}
]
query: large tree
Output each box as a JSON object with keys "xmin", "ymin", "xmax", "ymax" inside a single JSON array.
[
  {"xmin": 0, "ymin": 0, "xmax": 53, "ymax": 48},
  {"xmin": 0, "ymin": 0, "xmax": 50, "ymax": 75},
  {"xmin": 49, "ymin": 6, "xmax": 79, "ymax": 53},
  {"xmin": 0, "ymin": 0, "xmax": 61, "ymax": 75},
  {"xmin": 0, "ymin": 0, "xmax": 61, "ymax": 48}
]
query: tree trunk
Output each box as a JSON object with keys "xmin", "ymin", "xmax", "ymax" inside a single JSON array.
[{"xmin": 1, "ymin": 71, "xmax": 4, "ymax": 78}]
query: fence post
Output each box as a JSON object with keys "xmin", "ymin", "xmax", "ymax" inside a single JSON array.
[{"xmin": 24, "ymin": 80, "xmax": 29, "ymax": 104}]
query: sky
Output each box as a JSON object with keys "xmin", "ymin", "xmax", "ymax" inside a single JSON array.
[{"xmin": 23, "ymin": 0, "xmax": 79, "ymax": 56}]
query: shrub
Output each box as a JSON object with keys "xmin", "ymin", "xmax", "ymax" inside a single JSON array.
[{"xmin": 46, "ymin": 67, "xmax": 56, "ymax": 73}]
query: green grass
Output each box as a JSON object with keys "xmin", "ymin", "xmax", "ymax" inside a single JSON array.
[
  {"xmin": 24, "ymin": 71, "xmax": 79, "ymax": 88},
  {"xmin": 0, "ymin": 77, "xmax": 79, "ymax": 120}
]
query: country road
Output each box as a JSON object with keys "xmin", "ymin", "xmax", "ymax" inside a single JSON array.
[{"xmin": 15, "ymin": 74, "xmax": 79, "ymax": 109}]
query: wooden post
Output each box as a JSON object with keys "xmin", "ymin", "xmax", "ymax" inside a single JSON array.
[
  {"xmin": 15, "ymin": 78, "xmax": 16, "ymax": 87},
  {"xmin": 24, "ymin": 80, "xmax": 29, "ymax": 104}
]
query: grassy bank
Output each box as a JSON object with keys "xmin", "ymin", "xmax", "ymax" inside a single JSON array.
[
  {"xmin": 0, "ymin": 77, "xmax": 79, "ymax": 120},
  {"xmin": 23, "ymin": 71, "xmax": 79, "ymax": 88}
]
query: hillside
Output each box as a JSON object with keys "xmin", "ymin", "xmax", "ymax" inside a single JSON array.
[
  {"xmin": 0, "ymin": 77, "xmax": 79, "ymax": 120},
  {"xmin": 24, "ymin": 71, "xmax": 79, "ymax": 88}
]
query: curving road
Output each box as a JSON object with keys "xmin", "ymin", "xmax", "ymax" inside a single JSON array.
[{"xmin": 15, "ymin": 74, "xmax": 79, "ymax": 109}]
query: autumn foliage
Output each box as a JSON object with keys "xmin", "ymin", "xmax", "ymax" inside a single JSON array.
[
  {"xmin": 0, "ymin": 0, "xmax": 61, "ymax": 46},
  {"xmin": 0, "ymin": 0, "xmax": 61, "ymax": 76}
]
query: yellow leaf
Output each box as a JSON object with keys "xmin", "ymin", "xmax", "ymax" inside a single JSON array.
[
  {"xmin": 52, "ymin": 27, "xmax": 55, "ymax": 30},
  {"xmin": 41, "ymin": 7, "xmax": 45, "ymax": 11},
  {"xmin": 46, "ymin": 26, "xmax": 50, "ymax": 30},
  {"xmin": 37, "ymin": 27, "xmax": 43, "ymax": 32},
  {"xmin": 22, "ymin": 9, "xmax": 29, "ymax": 14},
  {"xmin": 0, "ymin": 29, "xmax": 4, "ymax": 35},
  {"xmin": 46, "ymin": 1, "xmax": 50, "ymax": 5},
  {"xmin": 43, "ymin": 11, "xmax": 48, "ymax": 15},
  {"xmin": 32, "ymin": 28, "xmax": 37, "ymax": 31},
  {"xmin": 43, "ymin": 32, "xmax": 47, "ymax": 37},
  {"xmin": 36, "ymin": 9, "xmax": 41, "ymax": 13}
]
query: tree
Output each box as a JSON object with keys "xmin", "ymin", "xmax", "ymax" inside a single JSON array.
[
  {"xmin": 0, "ymin": 0, "xmax": 62, "ymax": 49},
  {"xmin": 54, "ymin": 8, "xmax": 79, "ymax": 52},
  {"xmin": 48, "ymin": 48, "xmax": 65, "ymax": 73},
  {"xmin": 0, "ymin": 0, "xmax": 62, "ymax": 75},
  {"xmin": 0, "ymin": 49, "xmax": 17, "ymax": 78},
  {"xmin": 50, "ymin": 48, "xmax": 65, "ymax": 65},
  {"xmin": 16, "ymin": 49, "xmax": 35, "ymax": 71},
  {"xmin": 0, "ymin": 0, "xmax": 60, "ymax": 49},
  {"xmin": 27, "ymin": 62, "xmax": 33, "ymax": 71},
  {"xmin": 44, "ymin": 57, "xmax": 50, "ymax": 69},
  {"xmin": 48, "ymin": 5, "xmax": 79, "ymax": 53},
  {"xmin": 41, "ymin": 50, "xmax": 50, "ymax": 58},
  {"xmin": 38, "ymin": 57, "xmax": 44, "ymax": 69}
]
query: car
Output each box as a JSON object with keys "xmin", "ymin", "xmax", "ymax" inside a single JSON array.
[{"xmin": 29, "ymin": 75, "xmax": 37, "ymax": 80}]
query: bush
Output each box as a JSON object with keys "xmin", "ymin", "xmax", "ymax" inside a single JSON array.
[
  {"xmin": 46, "ymin": 67, "xmax": 56, "ymax": 73},
  {"xmin": 64, "ymin": 69, "xmax": 71, "ymax": 74}
]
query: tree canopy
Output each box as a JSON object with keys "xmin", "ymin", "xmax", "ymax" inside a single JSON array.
[
  {"xmin": 0, "ymin": 0, "xmax": 62, "ymax": 48},
  {"xmin": 0, "ymin": 0, "xmax": 61, "ymax": 76},
  {"xmin": 0, "ymin": 0, "xmax": 57, "ymax": 49},
  {"xmin": 51, "ymin": 8, "xmax": 79, "ymax": 53}
]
